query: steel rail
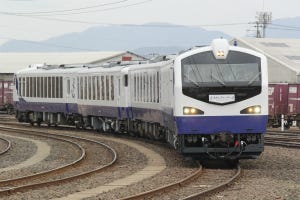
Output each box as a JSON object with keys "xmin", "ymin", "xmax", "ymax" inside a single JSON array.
[
  {"xmin": 182, "ymin": 164, "xmax": 241, "ymax": 200},
  {"xmin": 119, "ymin": 162, "xmax": 203, "ymax": 200},
  {"xmin": 0, "ymin": 137, "xmax": 11, "ymax": 155},
  {"xmin": 0, "ymin": 126, "xmax": 117, "ymax": 195}
]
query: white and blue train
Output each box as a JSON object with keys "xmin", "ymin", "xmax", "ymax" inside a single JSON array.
[{"xmin": 13, "ymin": 39, "xmax": 268, "ymax": 159}]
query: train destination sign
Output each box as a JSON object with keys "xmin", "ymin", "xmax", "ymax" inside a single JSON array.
[{"xmin": 209, "ymin": 94, "xmax": 235, "ymax": 104}]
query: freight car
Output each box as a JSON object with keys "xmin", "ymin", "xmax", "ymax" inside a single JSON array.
[
  {"xmin": 0, "ymin": 79, "xmax": 14, "ymax": 113},
  {"xmin": 13, "ymin": 39, "xmax": 268, "ymax": 160},
  {"xmin": 268, "ymin": 83, "xmax": 300, "ymax": 129}
]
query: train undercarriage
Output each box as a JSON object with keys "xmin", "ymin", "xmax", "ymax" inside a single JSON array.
[{"xmin": 15, "ymin": 110, "xmax": 264, "ymax": 160}]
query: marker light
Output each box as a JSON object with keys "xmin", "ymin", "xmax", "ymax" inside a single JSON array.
[
  {"xmin": 240, "ymin": 105, "xmax": 261, "ymax": 114},
  {"xmin": 183, "ymin": 107, "xmax": 204, "ymax": 115},
  {"xmin": 211, "ymin": 38, "xmax": 229, "ymax": 59}
]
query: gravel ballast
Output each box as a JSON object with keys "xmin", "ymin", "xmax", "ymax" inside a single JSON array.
[{"xmin": 207, "ymin": 146, "xmax": 300, "ymax": 200}]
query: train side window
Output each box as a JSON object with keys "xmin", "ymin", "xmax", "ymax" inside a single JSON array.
[
  {"xmin": 83, "ymin": 77, "xmax": 86, "ymax": 100},
  {"xmin": 149, "ymin": 73, "xmax": 152, "ymax": 103},
  {"xmin": 139, "ymin": 73, "xmax": 142, "ymax": 102},
  {"xmin": 47, "ymin": 77, "xmax": 51, "ymax": 98},
  {"xmin": 106, "ymin": 75, "xmax": 110, "ymax": 101},
  {"xmin": 37, "ymin": 77, "xmax": 40, "ymax": 97},
  {"xmin": 67, "ymin": 79, "xmax": 70, "ymax": 95},
  {"xmin": 77, "ymin": 77, "xmax": 80, "ymax": 99},
  {"xmin": 111, "ymin": 75, "xmax": 114, "ymax": 101},
  {"xmin": 124, "ymin": 74, "xmax": 128, "ymax": 87},
  {"xmin": 133, "ymin": 74, "xmax": 136, "ymax": 101},
  {"xmin": 157, "ymin": 71, "xmax": 160, "ymax": 103},
  {"xmin": 153, "ymin": 72, "xmax": 156, "ymax": 103},
  {"xmin": 97, "ymin": 76, "xmax": 100, "ymax": 100},
  {"xmin": 92, "ymin": 76, "xmax": 96, "ymax": 100},
  {"xmin": 29, "ymin": 77, "xmax": 32, "ymax": 97},
  {"xmin": 59, "ymin": 77, "xmax": 63, "ymax": 98},
  {"xmin": 88, "ymin": 76, "xmax": 91, "ymax": 100},
  {"xmin": 101, "ymin": 76, "xmax": 105, "ymax": 100},
  {"xmin": 43, "ymin": 77, "xmax": 46, "ymax": 98},
  {"xmin": 80, "ymin": 77, "xmax": 83, "ymax": 99},
  {"xmin": 51, "ymin": 77, "xmax": 55, "ymax": 98},
  {"xmin": 55, "ymin": 77, "xmax": 58, "ymax": 98},
  {"xmin": 31, "ymin": 77, "xmax": 34, "ymax": 97}
]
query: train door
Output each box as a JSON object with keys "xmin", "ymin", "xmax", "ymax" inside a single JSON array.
[{"xmin": 65, "ymin": 76, "xmax": 77, "ymax": 114}]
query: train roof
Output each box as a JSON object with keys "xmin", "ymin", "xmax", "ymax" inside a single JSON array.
[
  {"xmin": 0, "ymin": 51, "xmax": 146, "ymax": 74},
  {"xmin": 15, "ymin": 64, "xmax": 86, "ymax": 75}
]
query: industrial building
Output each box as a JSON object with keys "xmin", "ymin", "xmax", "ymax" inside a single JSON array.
[{"xmin": 231, "ymin": 38, "xmax": 300, "ymax": 83}]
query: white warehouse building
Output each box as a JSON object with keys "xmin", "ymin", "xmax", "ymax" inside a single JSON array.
[{"xmin": 231, "ymin": 38, "xmax": 300, "ymax": 83}]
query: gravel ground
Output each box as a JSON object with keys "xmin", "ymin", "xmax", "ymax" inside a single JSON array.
[
  {"xmin": 207, "ymin": 146, "xmax": 300, "ymax": 200},
  {"xmin": 87, "ymin": 138, "xmax": 197, "ymax": 200},
  {"xmin": 4, "ymin": 132, "xmax": 148, "ymax": 200},
  {"xmin": 0, "ymin": 133, "xmax": 82, "ymax": 180},
  {"xmin": 0, "ymin": 134, "xmax": 37, "ymax": 169},
  {"xmin": 2, "ymin": 122, "xmax": 299, "ymax": 200}
]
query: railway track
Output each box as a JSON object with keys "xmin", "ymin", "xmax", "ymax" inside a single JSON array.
[
  {"xmin": 0, "ymin": 115, "xmax": 241, "ymax": 199},
  {"xmin": 0, "ymin": 126, "xmax": 117, "ymax": 196},
  {"xmin": 265, "ymin": 130, "xmax": 300, "ymax": 148},
  {"xmin": 0, "ymin": 137, "xmax": 11, "ymax": 155},
  {"xmin": 120, "ymin": 163, "xmax": 241, "ymax": 200}
]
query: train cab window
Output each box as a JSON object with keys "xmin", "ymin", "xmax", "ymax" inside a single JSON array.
[{"xmin": 181, "ymin": 51, "xmax": 262, "ymax": 104}]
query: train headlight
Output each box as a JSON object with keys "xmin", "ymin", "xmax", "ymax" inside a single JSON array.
[
  {"xmin": 240, "ymin": 105, "xmax": 261, "ymax": 114},
  {"xmin": 183, "ymin": 107, "xmax": 204, "ymax": 115}
]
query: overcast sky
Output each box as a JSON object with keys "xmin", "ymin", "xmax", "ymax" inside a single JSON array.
[{"xmin": 0, "ymin": 0, "xmax": 299, "ymax": 45}]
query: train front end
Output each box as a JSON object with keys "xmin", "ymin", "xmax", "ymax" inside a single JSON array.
[{"xmin": 174, "ymin": 39, "xmax": 268, "ymax": 159}]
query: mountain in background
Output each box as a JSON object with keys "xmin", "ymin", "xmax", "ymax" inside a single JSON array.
[
  {"xmin": 1, "ymin": 17, "xmax": 299, "ymax": 56},
  {"xmin": 0, "ymin": 23, "xmax": 230, "ymax": 56},
  {"xmin": 266, "ymin": 16, "xmax": 300, "ymax": 38}
]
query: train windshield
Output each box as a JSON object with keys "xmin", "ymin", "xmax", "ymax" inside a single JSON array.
[{"xmin": 181, "ymin": 51, "xmax": 262, "ymax": 104}]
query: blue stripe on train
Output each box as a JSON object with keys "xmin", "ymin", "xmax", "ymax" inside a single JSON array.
[{"xmin": 175, "ymin": 115, "xmax": 268, "ymax": 134}]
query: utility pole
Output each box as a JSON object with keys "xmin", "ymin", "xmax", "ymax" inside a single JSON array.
[{"xmin": 255, "ymin": 11, "xmax": 272, "ymax": 38}]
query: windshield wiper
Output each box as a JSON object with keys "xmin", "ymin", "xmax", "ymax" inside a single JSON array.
[
  {"xmin": 211, "ymin": 73, "xmax": 226, "ymax": 86},
  {"xmin": 184, "ymin": 74, "xmax": 201, "ymax": 87},
  {"xmin": 248, "ymin": 72, "xmax": 261, "ymax": 86}
]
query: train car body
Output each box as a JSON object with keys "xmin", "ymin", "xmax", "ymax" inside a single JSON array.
[
  {"xmin": 74, "ymin": 66, "xmax": 130, "ymax": 130},
  {"xmin": 14, "ymin": 64, "xmax": 83, "ymax": 125},
  {"xmin": 13, "ymin": 39, "xmax": 268, "ymax": 160}
]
